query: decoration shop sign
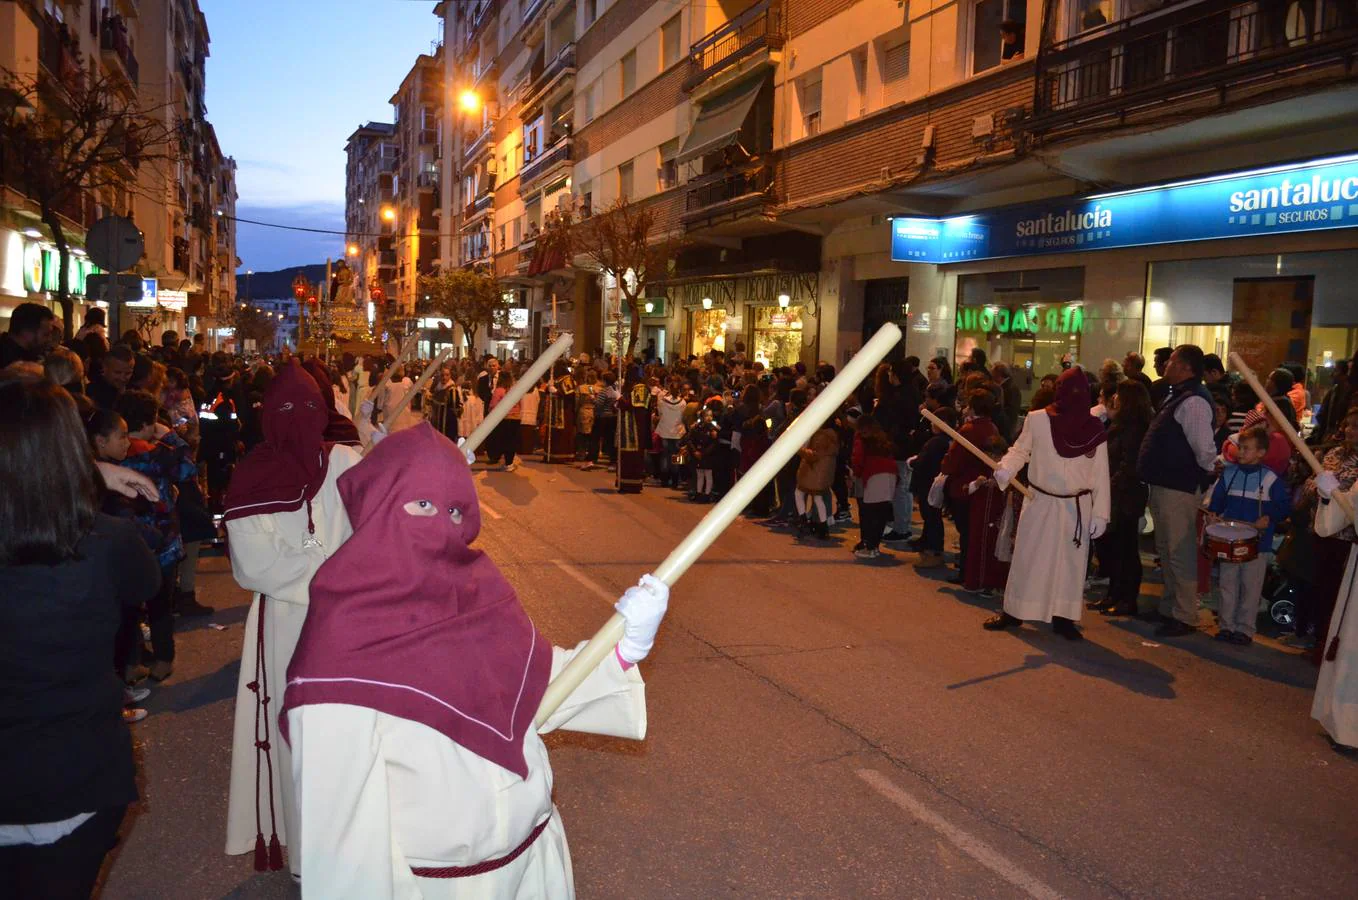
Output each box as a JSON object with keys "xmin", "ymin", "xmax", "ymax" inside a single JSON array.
[
  {"xmin": 23, "ymin": 242, "xmax": 101, "ymax": 297},
  {"xmin": 955, "ymin": 304, "xmax": 1084, "ymax": 335},
  {"xmin": 890, "ymin": 154, "xmax": 1358, "ymax": 264}
]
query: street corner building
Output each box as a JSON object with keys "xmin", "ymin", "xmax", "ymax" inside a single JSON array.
[
  {"xmin": 361, "ymin": 0, "xmax": 1358, "ymax": 380},
  {"xmin": 1, "ymin": 0, "xmax": 240, "ymax": 348}
]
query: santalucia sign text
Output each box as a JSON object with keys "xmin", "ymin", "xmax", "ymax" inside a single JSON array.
[{"xmin": 889, "ymin": 155, "xmax": 1358, "ymax": 264}]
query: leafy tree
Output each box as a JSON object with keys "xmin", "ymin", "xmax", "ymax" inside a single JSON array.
[
  {"xmin": 539, "ymin": 195, "xmax": 682, "ymax": 358},
  {"xmin": 417, "ymin": 267, "xmax": 504, "ymax": 354},
  {"xmin": 1, "ymin": 66, "xmax": 179, "ymax": 339}
]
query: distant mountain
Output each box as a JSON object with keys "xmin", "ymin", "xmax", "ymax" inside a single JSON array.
[{"xmin": 238, "ymin": 264, "xmax": 329, "ymax": 301}]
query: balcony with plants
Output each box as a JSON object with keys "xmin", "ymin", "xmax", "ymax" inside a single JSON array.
[
  {"xmin": 99, "ymin": 13, "xmax": 139, "ymax": 92},
  {"xmin": 682, "ymin": 163, "xmax": 777, "ymax": 230}
]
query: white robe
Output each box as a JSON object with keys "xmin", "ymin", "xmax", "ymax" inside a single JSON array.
[
  {"xmin": 998, "ymin": 411, "xmax": 1110, "ymax": 622},
  {"xmin": 378, "ymin": 377, "xmax": 424, "ymax": 434},
  {"xmin": 1313, "ymin": 486, "xmax": 1358, "ymax": 748},
  {"xmin": 288, "ymin": 642, "xmax": 646, "ymax": 899},
  {"xmin": 224, "ymin": 444, "xmax": 362, "ymax": 873}
]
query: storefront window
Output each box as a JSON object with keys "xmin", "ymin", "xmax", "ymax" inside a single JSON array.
[
  {"xmin": 1144, "ymin": 250, "xmax": 1358, "ymax": 415},
  {"xmin": 956, "ymin": 268, "xmax": 1086, "ymax": 399},
  {"xmin": 690, "ymin": 308, "xmax": 727, "ymax": 357},
  {"xmin": 751, "ymin": 304, "xmax": 804, "ymax": 368}
]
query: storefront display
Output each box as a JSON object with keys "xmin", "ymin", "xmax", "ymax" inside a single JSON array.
[
  {"xmin": 690, "ymin": 307, "xmax": 727, "ymax": 357},
  {"xmin": 751, "ymin": 304, "xmax": 804, "ymax": 369},
  {"xmin": 954, "ymin": 268, "xmax": 1085, "ymax": 395}
]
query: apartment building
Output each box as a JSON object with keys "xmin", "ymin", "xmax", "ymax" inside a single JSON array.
[
  {"xmin": 390, "ymin": 52, "xmax": 444, "ymax": 318},
  {"xmin": 435, "ymin": 0, "xmax": 1358, "ymax": 383},
  {"xmin": 344, "ymin": 121, "xmax": 398, "ymax": 313}
]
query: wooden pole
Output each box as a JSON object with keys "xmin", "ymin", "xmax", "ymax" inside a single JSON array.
[
  {"xmin": 534, "ymin": 323, "xmax": 902, "ymax": 727},
  {"xmin": 385, "ymin": 347, "xmax": 454, "ymax": 426},
  {"xmin": 464, "ymin": 333, "xmax": 574, "ymax": 454},
  {"xmin": 369, "ymin": 336, "xmax": 419, "ymax": 402},
  {"xmin": 919, "ymin": 407, "xmax": 1030, "ymax": 498},
  {"xmin": 1228, "ymin": 352, "xmax": 1353, "ymax": 517}
]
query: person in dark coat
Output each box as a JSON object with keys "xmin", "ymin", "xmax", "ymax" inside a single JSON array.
[
  {"xmin": 1091, "ymin": 381, "xmax": 1153, "ymax": 616},
  {"xmin": 992, "ymin": 362, "xmax": 1023, "ymax": 442}
]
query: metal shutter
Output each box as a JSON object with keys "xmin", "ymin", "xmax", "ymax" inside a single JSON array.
[{"xmin": 883, "ymin": 41, "xmax": 910, "ymax": 105}]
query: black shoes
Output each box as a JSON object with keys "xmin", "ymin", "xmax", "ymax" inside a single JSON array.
[
  {"xmin": 983, "ymin": 612, "xmax": 1021, "ymax": 631},
  {"xmin": 1053, "ymin": 617, "xmax": 1083, "ymax": 641},
  {"xmin": 1154, "ymin": 620, "xmax": 1197, "ymax": 638}
]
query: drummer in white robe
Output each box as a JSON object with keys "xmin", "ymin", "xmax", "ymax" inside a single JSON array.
[
  {"xmin": 221, "ymin": 362, "xmax": 361, "ymax": 876},
  {"xmin": 1313, "ymin": 472, "xmax": 1358, "ymax": 751},
  {"xmin": 280, "ymin": 423, "xmax": 669, "ymax": 899},
  {"xmin": 986, "ymin": 367, "xmax": 1110, "ymax": 640}
]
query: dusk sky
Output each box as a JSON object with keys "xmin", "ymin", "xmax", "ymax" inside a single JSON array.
[{"xmin": 198, "ymin": 0, "xmax": 442, "ymax": 273}]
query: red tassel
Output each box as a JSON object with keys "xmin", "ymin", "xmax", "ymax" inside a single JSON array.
[
  {"xmin": 253, "ymin": 834, "xmax": 268, "ymax": 871},
  {"xmin": 268, "ymin": 834, "xmax": 284, "ymax": 871},
  {"xmin": 1327, "ymin": 637, "xmax": 1340, "ymax": 662}
]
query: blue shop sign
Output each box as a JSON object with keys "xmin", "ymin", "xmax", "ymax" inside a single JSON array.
[{"xmin": 890, "ymin": 155, "xmax": 1358, "ymax": 264}]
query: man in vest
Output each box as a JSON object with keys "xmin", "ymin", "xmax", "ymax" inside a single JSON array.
[{"xmin": 1137, "ymin": 344, "xmax": 1218, "ymax": 638}]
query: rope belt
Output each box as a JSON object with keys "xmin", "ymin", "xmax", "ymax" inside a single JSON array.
[
  {"xmin": 412, "ymin": 813, "xmax": 551, "ymax": 879},
  {"xmin": 1028, "ymin": 480, "xmax": 1094, "ymax": 548}
]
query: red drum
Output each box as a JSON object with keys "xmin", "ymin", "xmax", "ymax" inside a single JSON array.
[{"xmin": 1202, "ymin": 521, "xmax": 1259, "ymax": 562}]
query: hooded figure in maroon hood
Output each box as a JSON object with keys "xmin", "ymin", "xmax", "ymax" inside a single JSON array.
[
  {"xmin": 302, "ymin": 358, "xmax": 361, "ymax": 447},
  {"xmin": 222, "ymin": 360, "xmax": 364, "ymax": 877},
  {"xmin": 280, "ymin": 422, "xmax": 670, "ymax": 899},
  {"xmin": 984, "ymin": 366, "xmax": 1110, "ymax": 640}
]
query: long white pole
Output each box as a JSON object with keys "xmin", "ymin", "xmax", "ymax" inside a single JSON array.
[
  {"xmin": 919, "ymin": 406, "xmax": 1030, "ymax": 497},
  {"xmin": 385, "ymin": 346, "xmax": 454, "ymax": 425},
  {"xmin": 534, "ymin": 323, "xmax": 902, "ymax": 726},
  {"xmin": 463, "ymin": 332, "xmax": 574, "ymax": 454}
]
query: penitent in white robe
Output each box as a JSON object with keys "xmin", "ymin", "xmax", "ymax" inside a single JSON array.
[
  {"xmin": 287, "ymin": 642, "xmax": 647, "ymax": 900},
  {"xmin": 224, "ymin": 444, "xmax": 362, "ymax": 874},
  {"xmin": 377, "ymin": 378, "xmax": 424, "ymax": 434},
  {"xmin": 997, "ymin": 411, "xmax": 1110, "ymax": 623},
  {"xmin": 1313, "ymin": 485, "xmax": 1358, "ymax": 748}
]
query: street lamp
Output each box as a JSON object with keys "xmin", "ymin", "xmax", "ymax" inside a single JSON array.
[
  {"xmin": 458, "ymin": 89, "xmax": 481, "ymax": 114},
  {"xmin": 346, "ymin": 243, "xmax": 359, "ymax": 257},
  {"xmin": 381, "ymin": 206, "xmax": 396, "ymax": 223}
]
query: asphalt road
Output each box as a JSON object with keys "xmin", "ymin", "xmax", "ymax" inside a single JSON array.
[{"xmin": 99, "ymin": 457, "xmax": 1358, "ymax": 899}]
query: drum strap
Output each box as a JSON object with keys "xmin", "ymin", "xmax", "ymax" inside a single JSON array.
[{"xmin": 1029, "ymin": 480, "xmax": 1094, "ymax": 548}]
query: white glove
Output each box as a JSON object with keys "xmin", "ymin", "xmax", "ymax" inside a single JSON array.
[
  {"xmin": 1088, "ymin": 516, "xmax": 1108, "ymax": 540},
  {"xmin": 1316, "ymin": 472, "xmax": 1340, "ymax": 500},
  {"xmin": 369, "ymin": 424, "xmax": 388, "ymax": 446},
  {"xmin": 456, "ymin": 436, "xmax": 476, "ymax": 466},
  {"xmin": 96, "ymin": 462, "xmax": 160, "ymax": 501},
  {"xmin": 615, "ymin": 573, "xmax": 669, "ymax": 664},
  {"xmin": 359, "ymin": 399, "xmax": 375, "ymax": 417},
  {"xmin": 993, "ymin": 467, "xmax": 1013, "ymax": 491}
]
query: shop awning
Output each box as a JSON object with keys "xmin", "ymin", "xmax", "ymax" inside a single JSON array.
[{"xmin": 676, "ymin": 76, "xmax": 764, "ymax": 165}]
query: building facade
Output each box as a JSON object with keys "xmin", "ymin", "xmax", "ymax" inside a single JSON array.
[
  {"xmin": 391, "ymin": 52, "xmax": 445, "ymax": 320},
  {"xmin": 344, "ymin": 121, "xmax": 398, "ymax": 317},
  {"xmin": 1, "ymin": 0, "xmax": 236, "ymax": 346},
  {"xmin": 431, "ymin": 0, "xmax": 1358, "ymax": 392}
]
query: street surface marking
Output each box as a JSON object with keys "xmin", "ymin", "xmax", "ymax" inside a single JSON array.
[
  {"xmin": 551, "ymin": 560, "xmax": 617, "ymax": 604},
  {"xmin": 856, "ymin": 769, "xmax": 1064, "ymax": 900},
  {"xmin": 480, "ymin": 502, "xmax": 503, "ymax": 520}
]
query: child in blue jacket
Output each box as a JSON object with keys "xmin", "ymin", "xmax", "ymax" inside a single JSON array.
[{"xmin": 1204, "ymin": 425, "xmax": 1292, "ymax": 645}]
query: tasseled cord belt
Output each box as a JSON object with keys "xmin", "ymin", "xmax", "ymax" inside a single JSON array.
[
  {"xmin": 248, "ymin": 594, "xmax": 284, "ymax": 872},
  {"xmin": 1028, "ymin": 480, "xmax": 1094, "ymax": 548},
  {"xmin": 412, "ymin": 813, "xmax": 552, "ymax": 879}
]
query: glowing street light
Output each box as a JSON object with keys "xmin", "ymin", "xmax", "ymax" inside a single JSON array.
[
  {"xmin": 346, "ymin": 242, "xmax": 359, "ymax": 257},
  {"xmin": 381, "ymin": 205, "xmax": 397, "ymax": 222},
  {"xmin": 458, "ymin": 89, "xmax": 481, "ymax": 114}
]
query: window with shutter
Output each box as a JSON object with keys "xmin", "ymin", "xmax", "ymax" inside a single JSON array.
[{"xmin": 883, "ymin": 41, "xmax": 910, "ymax": 105}]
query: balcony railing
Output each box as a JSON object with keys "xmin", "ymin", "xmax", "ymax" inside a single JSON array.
[
  {"xmin": 38, "ymin": 15, "xmax": 84, "ymax": 94},
  {"xmin": 463, "ymin": 193, "xmax": 493, "ymax": 221},
  {"xmin": 684, "ymin": 165, "xmax": 775, "ymax": 217},
  {"xmin": 416, "ymin": 172, "xmax": 440, "ymax": 191},
  {"xmin": 521, "ymin": 136, "xmax": 572, "ymax": 186},
  {"xmin": 523, "ymin": 44, "xmax": 576, "ymax": 111},
  {"xmin": 1033, "ymin": 0, "xmax": 1358, "ymax": 126},
  {"xmin": 684, "ymin": 0, "xmax": 785, "ymax": 91},
  {"xmin": 100, "ymin": 15, "xmax": 140, "ymax": 87}
]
